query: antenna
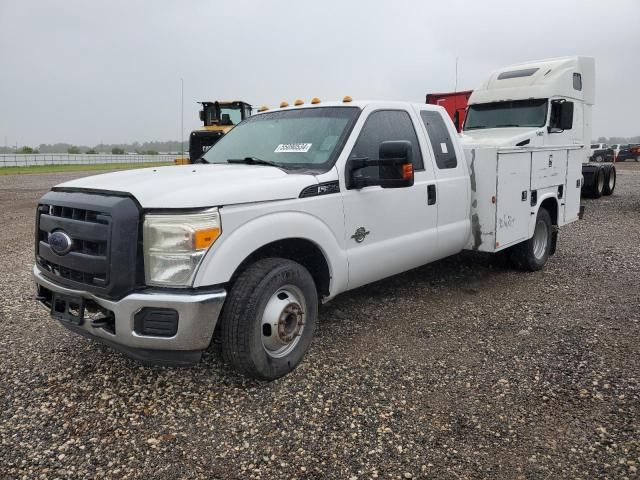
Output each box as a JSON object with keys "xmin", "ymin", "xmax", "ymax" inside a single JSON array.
[
  {"xmin": 180, "ymin": 78, "xmax": 184, "ymax": 157},
  {"xmin": 454, "ymin": 56, "xmax": 459, "ymax": 92}
]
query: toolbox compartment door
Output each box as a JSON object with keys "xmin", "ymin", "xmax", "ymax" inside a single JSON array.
[
  {"xmin": 564, "ymin": 148, "xmax": 583, "ymax": 224},
  {"xmin": 495, "ymin": 151, "xmax": 531, "ymax": 249},
  {"xmin": 531, "ymin": 150, "xmax": 567, "ymax": 190}
]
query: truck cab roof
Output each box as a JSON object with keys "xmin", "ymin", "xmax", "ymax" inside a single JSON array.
[
  {"xmin": 252, "ymin": 100, "xmax": 443, "ymax": 114},
  {"xmin": 470, "ymin": 56, "xmax": 595, "ymax": 106}
]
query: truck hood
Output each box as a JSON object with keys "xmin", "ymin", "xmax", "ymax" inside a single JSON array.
[
  {"xmin": 56, "ymin": 164, "xmax": 317, "ymax": 208},
  {"xmin": 460, "ymin": 127, "xmax": 544, "ymax": 147}
]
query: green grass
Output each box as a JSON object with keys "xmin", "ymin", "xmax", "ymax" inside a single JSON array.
[{"xmin": 0, "ymin": 162, "xmax": 174, "ymax": 175}]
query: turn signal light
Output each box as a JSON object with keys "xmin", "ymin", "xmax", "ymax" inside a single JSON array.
[
  {"xmin": 194, "ymin": 227, "xmax": 221, "ymax": 250},
  {"xmin": 402, "ymin": 163, "xmax": 413, "ymax": 179},
  {"xmin": 343, "ymin": 95, "xmax": 353, "ymax": 103},
  {"xmin": 294, "ymin": 99, "xmax": 304, "ymax": 106},
  {"xmin": 311, "ymin": 97, "xmax": 321, "ymax": 104},
  {"xmin": 258, "ymin": 105, "xmax": 269, "ymax": 112},
  {"xmin": 280, "ymin": 101, "xmax": 289, "ymax": 108}
]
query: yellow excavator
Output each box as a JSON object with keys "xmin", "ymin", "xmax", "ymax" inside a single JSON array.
[{"xmin": 176, "ymin": 101, "xmax": 252, "ymax": 164}]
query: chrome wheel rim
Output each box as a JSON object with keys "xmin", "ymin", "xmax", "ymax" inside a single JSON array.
[
  {"xmin": 608, "ymin": 171, "xmax": 615, "ymax": 190},
  {"xmin": 597, "ymin": 172, "xmax": 605, "ymax": 192},
  {"xmin": 532, "ymin": 219, "xmax": 549, "ymax": 260},
  {"xmin": 261, "ymin": 285, "xmax": 306, "ymax": 358}
]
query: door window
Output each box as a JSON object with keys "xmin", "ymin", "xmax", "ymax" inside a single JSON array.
[
  {"xmin": 349, "ymin": 110, "xmax": 424, "ymax": 177},
  {"xmin": 420, "ymin": 111, "xmax": 457, "ymax": 169}
]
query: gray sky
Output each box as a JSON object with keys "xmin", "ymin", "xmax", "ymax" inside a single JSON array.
[{"xmin": 1, "ymin": 0, "xmax": 638, "ymax": 146}]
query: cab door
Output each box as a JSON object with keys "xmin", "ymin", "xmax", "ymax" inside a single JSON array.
[
  {"xmin": 340, "ymin": 108, "xmax": 439, "ymax": 290},
  {"xmin": 417, "ymin": 107, "xmax": 471, "ymax": 255}
]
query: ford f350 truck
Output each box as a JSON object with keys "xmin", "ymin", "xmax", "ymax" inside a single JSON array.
[{"xmin": 33, "ymin": 58, "xmax": 589, "ymax": 380}]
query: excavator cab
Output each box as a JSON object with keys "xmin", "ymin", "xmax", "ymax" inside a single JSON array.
[{"xmin": 189, "ymin": 101, "xmax": 252, "ymax": 161}]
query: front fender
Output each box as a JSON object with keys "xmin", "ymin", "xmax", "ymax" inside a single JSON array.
[{"xmin": 193, "ymin": 210, "xmax": 347, "ymax": 297}]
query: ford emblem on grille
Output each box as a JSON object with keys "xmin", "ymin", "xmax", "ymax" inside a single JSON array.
[{"xmin": 49, "ymin": 231, "xmax": 73, "ymax": 255}]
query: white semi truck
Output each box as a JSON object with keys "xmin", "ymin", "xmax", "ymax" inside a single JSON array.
[
  {"xmin": 461, "ymin": 56, "xmax": 615, "ymax": 198},
  {"xmin": 34, "ymin": 57, "xmax": 590, "ymax": 379}
]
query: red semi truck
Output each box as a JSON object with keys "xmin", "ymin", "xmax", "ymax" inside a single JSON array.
[{"xmin": 425, "ymin": 90, "xmax": 472, "ymax": 132}]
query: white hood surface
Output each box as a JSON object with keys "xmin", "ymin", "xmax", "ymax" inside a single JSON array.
[
  {"xmin": 460, "ymin": 127, "xmax": 543, "ymax": 148},
  {"xmin": 57, "ymin": 164, "xmax": 317, "ymax": 208}
]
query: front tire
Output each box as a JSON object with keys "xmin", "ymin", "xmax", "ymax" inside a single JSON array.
[
  {"xmin": 219, "ymin": 258, "xmax": 318, "ymax": 380},
  {"xmin": 510, "ymin": 208, "xmax": 553, "ymax": 271}
]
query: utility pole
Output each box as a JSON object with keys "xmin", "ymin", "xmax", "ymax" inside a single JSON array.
[{"xmin": 180, "ymin": 78, "xmax": 184, "ymax": 157}]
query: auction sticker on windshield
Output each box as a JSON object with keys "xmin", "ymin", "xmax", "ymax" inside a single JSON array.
[{"xmin": 275, "ymin": 143, "xmax": 312, "ymax": 153}]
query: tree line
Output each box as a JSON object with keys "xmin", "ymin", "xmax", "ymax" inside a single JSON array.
[
  {"xmin": 0, "ymin": 140, "xmax": 185, "ymax": 155},
  {"xmin": 595, "ymin": 135, "xmax": 640, "ymax": 145}
]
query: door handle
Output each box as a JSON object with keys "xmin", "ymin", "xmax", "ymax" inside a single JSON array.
[{"xmin": 427, "ymin": 184, "xmax": 436, "ymax": 205}]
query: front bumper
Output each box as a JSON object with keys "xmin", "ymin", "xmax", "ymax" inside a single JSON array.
[{"xmin": 33, "ymin": 266, "xmax": 226, "ymax": 365}]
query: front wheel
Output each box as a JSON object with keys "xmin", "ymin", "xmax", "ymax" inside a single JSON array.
[
  {"xmin": 219, "ymin": 258, "xmax": 318, "ymax": 380},
  {"xmin": 510, "ymin": 208, "xmax": 553, "ymax": 271}
]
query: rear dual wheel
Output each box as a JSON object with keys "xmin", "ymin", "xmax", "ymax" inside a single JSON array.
[
  {"xmin": 603, "ymin": 166, "xmax": 616, "ymax": 196},
  {"xmin": 585, "ymin": 168, "xmax": 605, "ymax": 198},
  {"xmin": 510, "ymin": 208, "xmax": 553, "ymax": 271}
]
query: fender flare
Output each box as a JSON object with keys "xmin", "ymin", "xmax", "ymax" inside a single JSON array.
[
  {"xmin": 529, "ymin": 193, "xmax": 558, "ymax": 238},
  {"xmin": 193, "ymin": 211, "xmax": 348, "ymax": 296}
]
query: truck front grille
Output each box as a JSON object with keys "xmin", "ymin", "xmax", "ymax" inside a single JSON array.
[
  {"xmin": 35, "ymin": 190, "xmax": 142, "ymax": 299},
  {"xmin": 37, "ymin": 204, "xmax": 111, "ymax": 287}
]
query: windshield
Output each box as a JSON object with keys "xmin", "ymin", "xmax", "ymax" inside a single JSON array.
[
  {"xmin": 204, "ymin": 105, "xmax": 243, "ymax": 126},
  {"xmin": 464, "ymin": 99, "xmax": 548, "ymax": 130},
  {"xmin": 201, "ymin": 107, "xmax": 360, "ymax": 170},
  {"xmin": 219, "ymin": 106, "xmax": 242, "ymax": 125}
]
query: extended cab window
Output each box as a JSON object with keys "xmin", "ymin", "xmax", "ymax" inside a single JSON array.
[
  {"xmin": 349, "ymin": 110, "xmax": 424, "ymax": 172},
  {"xmin": 420, "ymin": 111, "xmax": 457, "ymax": 169}
]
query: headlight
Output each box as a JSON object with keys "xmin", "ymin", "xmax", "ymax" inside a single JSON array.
[{"xmin": 143, "ymin": 208, "xmax": 221, "ymax": 287}]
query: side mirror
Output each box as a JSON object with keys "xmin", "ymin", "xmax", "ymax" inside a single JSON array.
[
  {"xmin": 548, "ymin": 100, "xmax": 573, "ymax": 133},
  {"xmin": 347, "ymin": 140, "xmax": 414, "ymax": 189},
  {"xmin": 199, "ymin": 110, "xmax": 205, "ymax": 122}
]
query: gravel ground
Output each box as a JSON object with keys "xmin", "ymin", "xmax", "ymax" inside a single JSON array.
[{"xmin": 1, "ymin": 165, "xmax": 639, "ymax": 479}]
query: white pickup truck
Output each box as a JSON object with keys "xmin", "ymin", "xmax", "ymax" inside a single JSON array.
[{"xmin": 34, "ymin": 62, "xmax": 586, "ymax": 379}]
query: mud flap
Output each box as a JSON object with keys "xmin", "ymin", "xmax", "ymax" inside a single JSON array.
[{"xmin": 549, "ymin": 225, "xmax": 559, "ymax": 256}]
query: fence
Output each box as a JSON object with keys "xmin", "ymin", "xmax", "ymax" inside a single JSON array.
[{"xmin": 0, "ymin": 153, "xmax": 180, "ymax": 168}]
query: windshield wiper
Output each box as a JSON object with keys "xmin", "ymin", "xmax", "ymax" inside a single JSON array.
[
  {"xmin": 227, "ymin": 157, "xmax": 283, "ymax": 168},
  {"xmin": 464, "ymin": 126, "xmax": 488, "ymax": 130},
  {"xmin": 495, "ymin": 124, "xmax": 520, "ymax": 128}
]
